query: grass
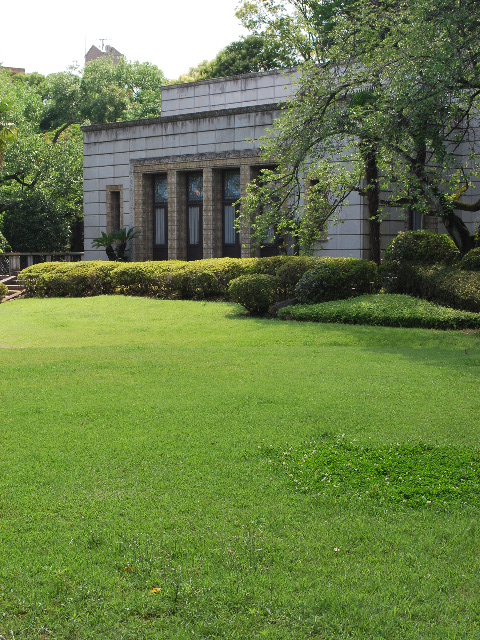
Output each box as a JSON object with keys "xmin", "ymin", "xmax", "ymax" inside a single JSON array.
[
  {"xmin": 278, "ymin": 293, "xmax": 480, "ymax": 329},
  {"xmin": 0, "ymin": 296, "xmax": 480, "ymax": 639}
]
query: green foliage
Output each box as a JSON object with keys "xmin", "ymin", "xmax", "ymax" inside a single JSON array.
[
  {"xmin": 2, "ymin": 191, "xmax": 75, "ymax": 252},
  {"xmin": 295, "ymin": 258, "xmax": 379, "ymax": 304},
  {"xmin": 383, "ymin": 231, "xmax": 459, "ymax": 265},
  {"xmin": 177, "ymin": 35, "xmax": 292, "ymax": 83},
  {"xmin": 80, "ymin": 58, "xmax": 165, "ymax": 123},
  {"xmin": 0, "ymin": 282, "xmax": 8, "ymax": 301},
  {"xmin": 0, "ymin": 229, "xmax": 11, "ymax": 252},
  {"xmin": 0, "ymin": 71, "xmax": 83, "ymax": 251},
  {"xmin": 0, "ymin": 58, "xmax": 165, "ymax": 253},
  {"xmin": 19, "ymin": 258, "xmax": 260, "ymax": 299},
  {"xmin": 383, "ymin": 263, "xmax": 480, "ymax": 313},
  {"xmin": 274, "ymin": 256, "xmax": 320, "ymax": 298},
  {"xmin": 0, "ymin": 97, "xmax": 16, "ymax": 168},
  {"xmin": 279, "ymin": 293, "xmax": 480, "ymax": 330},
  {"xmin": 228, "ymin": 273, "xmax": 279, "ymax": 314},
  {"xmin": 460, "ymin": 247, "xmax": 480, "ymax": 271},
  {"xmin": 268, "ymin": 437, "xmax": 480, "ymax": 507},
  {"xmin": 19, "ymin": 262, "xmax": 119, "ymax": 297},
  {"xmin": 92, "ymin": 227, "xmax": 140, "ymax": 261}
]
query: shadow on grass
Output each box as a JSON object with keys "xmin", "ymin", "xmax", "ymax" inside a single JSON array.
[{"xmin": 224, "ymin": 303, "xmax": 480, "ymax": 373}]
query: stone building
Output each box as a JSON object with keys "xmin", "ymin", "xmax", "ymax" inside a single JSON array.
[
  {"xmin": 85, "ymin": 44, "xmax": 124, "ymax": 66},
  {"xmin": 82, "ymin": 69, "xmax": 478, "ymax": 262}
]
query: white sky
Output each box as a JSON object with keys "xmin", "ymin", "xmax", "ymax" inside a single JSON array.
[{"xmin": 1, "ymin": 0, "xmax": 247, "ymax": 80}]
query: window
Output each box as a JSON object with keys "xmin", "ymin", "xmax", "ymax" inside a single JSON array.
[
  {"xmin": 106, "ymin": 186, "xmax": 123, "ymax": 234},
  {"xmin": 187, "ymin": 172, "xmax": 203, "ymax": 260},
  {"xmin": 153, "ymin": 175, "xmax": 168, "ymax": 260},
  {"xmin": 111, "ymin": 191, "xmax": 121, "ymax": 231},
  {"xmin": 223, "ymin": 169, "xmax": 241, "ymax": 257},
  {"xmin": 409, "ymin": 210, "xmax": 423, "ymax": 231}
]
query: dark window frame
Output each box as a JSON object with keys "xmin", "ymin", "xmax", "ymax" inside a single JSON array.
[
  {"xmin": 222, "ymin": 169, "xmax": 241, "ymax": 252},
  {"xmin": 186, "ymin": 172, "xmax": 203, "ymax": 260},
  {"xmin": 153, "ymin": 174, "xmax": 168, "ymax": 260}
]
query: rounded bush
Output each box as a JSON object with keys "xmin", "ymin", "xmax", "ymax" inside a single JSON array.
[
  {"xmin": 384, "ymin": 231, "xmax": 459, "ymax": 265},
  {"xmin": 275, "ymin": 257, "xmax": 320, "ymax": 299},
  {"xmin": 0, "ymin": 282, "xmax": 8, "ymax": 302},
  {"xmin": 295, "ymin": 258, "xmax": 379, "ymax": 304},
  {"xmin": 228, "ymin": 274, "xmax": 278, "ymax": 315},
  {"xmin": 460, "ymin": 247, "xmax": 480, "ymax": 271}
]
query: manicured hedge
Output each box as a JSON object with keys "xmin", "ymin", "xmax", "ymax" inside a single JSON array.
[
  {"xmin": 382, "ymin": 263, "xmax": 480, "ymax": 313},
  {"xmin": 382, "ymin": 231, "xmax": 480, "ymax": 313},
  {"xmin": 228, "ymin": 274, "xmax": 278, "ymax": 315},
  {"xmin": 295, "ymin": 258, "xmax": 380, "ymax": 304},
  {"xmin": 19, "ymin": 256, "xmax": 379, "ymax": 306},
  {"xmin": 384, "ymin": 231, "xmax": 459, "ymax": 265},
  {"xmin": 460, "ymin": 247, "xmax": 480, "ymax": 271},
  {"xmin": 18, "ymin": 259, "xmax": 257, "ymax": 299},
  {"xmin": 0, "ymin": 282, "xmax": 8, "ymax": 302},
  {"xmin": 278, "ymin": 294, "xmax": 480, "ymax": 330}
]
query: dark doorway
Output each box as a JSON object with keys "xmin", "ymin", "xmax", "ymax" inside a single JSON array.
[
  {"xmin": 222, "ymin": 169, "xmax": 241, "ymax": 258},
  {"xmin": 153, "ymin": 175, "xmax": 168, "ymax": 260},
  {"xmin": 187, "ymin": 172, "xmax": 203, "ymax": 261}
]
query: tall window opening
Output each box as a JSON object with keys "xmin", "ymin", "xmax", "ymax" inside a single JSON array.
[
  {"xmin": 153, "ymin": 175, "xmax": 168, "ymax": 260},
  {"xmin": 222, "ymin": 169, "xmax": 241, "ymax": 258},
  {"xmin": 106, "ymin": 186, "xmax": 123, "ymax": 234},
  {"xmin": 187, "ymin": 172, "xmax": 203, "ymax": 261},
  {"xmin": 111, "ymin": 191, "xmax": 121, "ymax": 231}
]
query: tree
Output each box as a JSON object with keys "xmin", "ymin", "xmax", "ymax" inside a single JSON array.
[
  {"xmin": 238, "ymin": 0, "xmax": 480, "ymax": 257},
  {"xmin": 176, "ymin": 34, "xmax": 294, "ymax": 84},
  {"xmin": 0, "ymin": 58, "xmax": 166, "ymax": 253},
  {"xmin": 0, "ymin": 98, "xmax": 16, "ymax": 170}
]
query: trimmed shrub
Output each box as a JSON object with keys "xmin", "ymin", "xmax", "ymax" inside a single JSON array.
[
  {"xmin": 383, "ymin": 231, "xmax": 459, "ymax": 265},
  {"xmin": 278, "ymin": 294, "xmax": 480, "ymax": 330},
  {"xmin": 383, "ymin": 263, "xmax": 480, "ymax": 313},
  {"xmin": 460, "ymin": 247, "xmax": 480, "ymax": 271},
  {"xmin": 19, "ymin": 262, "xmax": 119, "ymax": 297},
  {"xmin": 111, "ymin": 261, "xmax": 186, "ymax": 296},
  {"xmin": 295, "ymin": 258, "xmax": 380, "ymax": 304},
  {"xmin": 228, "ymin": 274, "xmax": 278, "ymax": 315},
  {"xmin": 414, "ymin": 266, "xmax": 480, "ymax": 312},
  {"xmin": 0, "ymin": 282, "xmax": 8, "ymax": 302},
  {"xmin": 19, "ymin": 257, "xmax": 381, "ymax": 306},
  {"xmin": 275, "ymin": 257, "xmax": 320, "ymax": 299}
]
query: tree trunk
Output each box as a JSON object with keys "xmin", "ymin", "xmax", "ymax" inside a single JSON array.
[
  {"xmin": 361, "ymin": 139, "xmax": 381, "ymax": 264},
  {"xmin": 439, "ymin": 207, "xmax": 475, "ymax": 256}
]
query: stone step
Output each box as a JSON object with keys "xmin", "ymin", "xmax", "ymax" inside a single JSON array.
[
  {"xmin": 1, "ymin": 274, "xmax": 24, "ymax": 300},
  {"xmin": 2, "ymin": 290, "xmax": 23, "ymax": 302}
]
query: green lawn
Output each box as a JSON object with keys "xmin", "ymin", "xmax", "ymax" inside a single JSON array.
[{"xmin": 1, "ymin": 297, "xmax": 479, "ymax": 639}]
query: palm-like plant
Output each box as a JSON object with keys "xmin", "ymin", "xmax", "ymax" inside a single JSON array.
[{"xmin": 91, "ymin": 228, "xmax": 140, "ymax": 261}]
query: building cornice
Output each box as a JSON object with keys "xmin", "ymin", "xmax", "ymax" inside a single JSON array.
[{"xmin": 81, "ymin": 103, "xmax": 283, "ymax": 133}]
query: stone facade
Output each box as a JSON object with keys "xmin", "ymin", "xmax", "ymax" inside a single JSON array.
[
  {"xmin": 85, "ymin": 45, "xmax": 124, "ymax": 66},
  {"xmin": 82, "ymin": 69, "xmax": 479, "ymax": 262}
]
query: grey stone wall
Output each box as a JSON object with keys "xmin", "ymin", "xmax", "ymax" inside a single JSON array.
[{"xmin": 161, "ymin": 69, "xmax": 297, "ymax": 117}]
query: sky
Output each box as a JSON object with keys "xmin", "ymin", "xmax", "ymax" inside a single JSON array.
[{"xmin": 1, "ymin": 0, "xmax": 248, "ymax": 80}]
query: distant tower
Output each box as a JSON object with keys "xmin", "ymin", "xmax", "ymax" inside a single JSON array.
[{"xmin": 85, "ymin": 42, "xmax": 124, "ymax": 65}]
